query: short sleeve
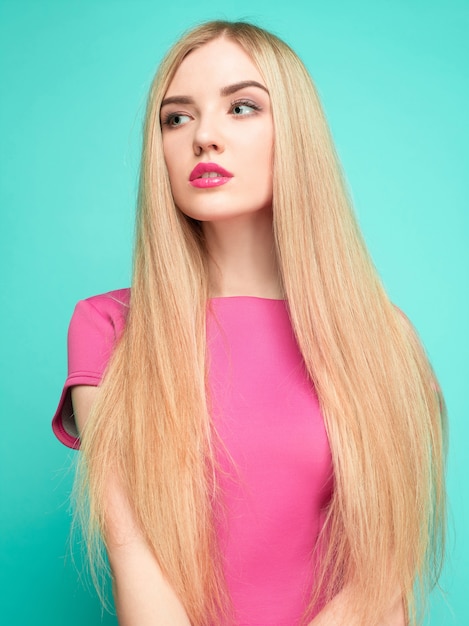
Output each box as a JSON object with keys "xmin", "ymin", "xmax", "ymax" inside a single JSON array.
[{"xmin": 52, "ymin": 289, "xmax": 130, "ymax": 449}]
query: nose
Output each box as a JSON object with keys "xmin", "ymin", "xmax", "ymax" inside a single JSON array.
[{"xmin": 192, "ymin": 115, "xmax": 225, "ymax": 156}]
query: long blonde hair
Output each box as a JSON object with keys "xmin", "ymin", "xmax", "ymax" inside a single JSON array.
[{"xmin": 76, "ymin": 20, "xmax": 447, "ymax": 625}]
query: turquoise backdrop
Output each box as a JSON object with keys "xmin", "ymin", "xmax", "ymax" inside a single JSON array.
[{"xmin": 1, "ymin": 0, "xmax": 467, "ymax": 624}]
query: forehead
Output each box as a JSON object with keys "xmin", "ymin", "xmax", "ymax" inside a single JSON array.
[{"xmin": 165, "ymin": 37, "xmax": 265, "ymax": 96}]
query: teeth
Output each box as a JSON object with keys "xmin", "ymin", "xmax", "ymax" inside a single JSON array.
[{"xmin": 201, "ymin": 172, "xmax": 221, "ymax": 178}]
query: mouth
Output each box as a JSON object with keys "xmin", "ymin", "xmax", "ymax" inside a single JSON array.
[{"xmin": 189, "ymin": 162, "xmax": 233, "ymax": 188}]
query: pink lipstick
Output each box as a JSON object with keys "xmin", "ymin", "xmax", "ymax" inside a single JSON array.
[{"xmin": 189, "ymin": 162, "xmax": 233, "ymax": 188}]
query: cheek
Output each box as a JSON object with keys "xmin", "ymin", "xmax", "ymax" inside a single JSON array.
[
  {"xmin": 162, "ymin": 144, "xmax": 183, "ymax": 192},
  {"xmin": 261, "ymin": 136, "xmax": 274, "ymax": 199},
  {"xmin": 162, "ymin": 141, "xmax": 174, "ymax": 175},
  {"xmin": 254, "ymin": 144, "xmax": 274, "ymax": 196},
  {"xmin": 249, "ymin": 124, "xmax": 274, "ymax": 167},
  {"xmin": 244, "ymin": 143, "xmax": 274, "ymax": 199}
]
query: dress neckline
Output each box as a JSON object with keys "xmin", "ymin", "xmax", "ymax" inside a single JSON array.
[{"xmin": 209, "ymin": 295, "xmax": 286, "ymax": 303}]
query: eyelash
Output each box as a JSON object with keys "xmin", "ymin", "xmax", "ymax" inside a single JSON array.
[
  {"xmin": 161, "ymin": 99, "xmax": 262, "ymax": 128},
  {"xmin": 161, "ymin": 112, "xmax": 189, "ymax": 128},
  {"xmin": 230, "ymin": 98, "xmax": 262, "ymax": 115}
]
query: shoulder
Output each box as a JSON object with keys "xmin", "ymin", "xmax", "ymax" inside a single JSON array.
[
  {"xmin": 75, "ymin": 288, "xmax": 130, "ymax": 325},
  {"xmin": 53, "ymin": 289, "xmax": 130, "ymax": 449},
  {"xmin": 70, "ymin": 288, "xmax": 130, "ymax": 342},
  {"xmin": 84, "ymin": 288, "xmax": 131, "ymax": 310},
  {"xmin": 67, "ymin": 288, "xmax": 130, "ymax": 374}
]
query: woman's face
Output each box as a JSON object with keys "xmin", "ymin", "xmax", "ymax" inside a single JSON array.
[{"xmin": 160, "ymin": 37, "xmax": 274, "ymax": 223}]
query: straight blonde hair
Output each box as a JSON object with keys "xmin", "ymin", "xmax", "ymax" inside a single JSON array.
[{"xmin": 76, "ymin": 20, "xmax": 447, "ymax": 626}]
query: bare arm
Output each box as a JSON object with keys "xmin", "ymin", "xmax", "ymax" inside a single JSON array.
[
  {"xmin": 71, "ymin": 385, "xmax": 191, "ymax": 626},
  {"xmin": 308, "ymin": 585, "xmax": 406, "ymax": 626}
]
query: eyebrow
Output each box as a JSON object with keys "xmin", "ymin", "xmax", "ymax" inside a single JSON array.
[
  {"xmin": 160, "ymin": 80, "xmax": 269, "ymax": 108},
  {"xmin": 221, "ymin": 80, "xmax": 269, "ymax": 96}
]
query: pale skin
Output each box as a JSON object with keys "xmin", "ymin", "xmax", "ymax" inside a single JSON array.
[{"xmin": 72, "ymin": 37, "xmax": 406, "ymax": 625}]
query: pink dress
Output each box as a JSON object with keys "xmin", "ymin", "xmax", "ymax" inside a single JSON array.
[{"xmin": 52, "ymin": 289, "xmax": 333, "ymax": 625}]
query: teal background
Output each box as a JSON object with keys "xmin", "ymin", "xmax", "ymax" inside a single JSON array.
[{"xmin": 0, "ymin": 0, "xmax": 467, "ymax": 624}]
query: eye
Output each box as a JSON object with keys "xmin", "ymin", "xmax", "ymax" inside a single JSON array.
[
  {"xmin": 162, "ymin": 112, "xmax": 191, "ymax": 128},
  {"xmin": 231, "ymin": 100, "xmax": 261, "ymax": 116}
]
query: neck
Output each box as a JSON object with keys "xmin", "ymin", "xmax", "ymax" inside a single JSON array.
[{"xmin": 202, "ymin": 211, "xmax": 283, "ymax": 299}]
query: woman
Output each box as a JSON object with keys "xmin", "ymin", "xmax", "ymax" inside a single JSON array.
[{"xmin": 52, "ymin": 20, "xmax": 446, "ymax": 626}]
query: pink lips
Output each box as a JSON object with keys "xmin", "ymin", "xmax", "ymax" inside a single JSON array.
[{"xmin": 189, "ymin": 162, "xmax": 233, "ymax": 188}]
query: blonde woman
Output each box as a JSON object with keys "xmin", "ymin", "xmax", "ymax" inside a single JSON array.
[{"xmin": 52, "ymin": 20, "xmax": 446, "ymax": 626}]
